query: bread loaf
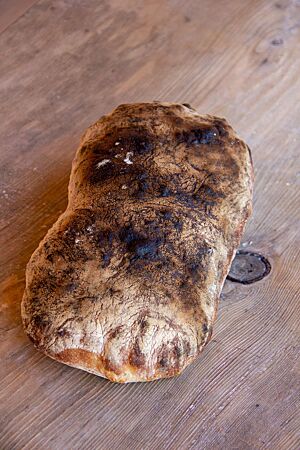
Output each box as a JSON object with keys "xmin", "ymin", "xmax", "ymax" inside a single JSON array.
[{"xmin": 21, "ymin": 102, "xmax": 253, "ymax": 382}]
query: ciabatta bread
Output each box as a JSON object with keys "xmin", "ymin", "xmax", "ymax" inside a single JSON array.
[{"xmin": 22, "ymin": 102, "xmax": 253, "ymax": 382}]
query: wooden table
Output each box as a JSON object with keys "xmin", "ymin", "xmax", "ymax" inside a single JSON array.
[{"xmin": 1, "ymin": 1, "xmax": 299, "ymax": 449}]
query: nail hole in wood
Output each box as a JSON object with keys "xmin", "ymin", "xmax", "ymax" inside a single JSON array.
[{"xmin": 227, "ymin": 251, "xmax": 271, "ymax": 284}]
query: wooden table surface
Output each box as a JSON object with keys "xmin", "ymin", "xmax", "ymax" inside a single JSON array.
[{"xmin": 1, "ymin": 1, "xmax": 299, "ymax": 449}]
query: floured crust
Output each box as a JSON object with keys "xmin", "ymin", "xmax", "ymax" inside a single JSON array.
[{"xmin": 21, "ymin": 102, "xmax": 253, "ymax": 382}]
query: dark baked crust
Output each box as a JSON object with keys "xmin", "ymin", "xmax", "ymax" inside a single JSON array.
[{"xmin": 21, "ymin": 102, "xmax": 253, "ymax": 382}]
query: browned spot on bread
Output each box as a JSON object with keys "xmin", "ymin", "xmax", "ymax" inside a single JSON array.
[
  {"xmin": 128, "ymin": 339, "xmax": 146, "ymax": 368},
  {"xmin": 55, "ymin": 348, "xmax": 123, "ymax": 379}
]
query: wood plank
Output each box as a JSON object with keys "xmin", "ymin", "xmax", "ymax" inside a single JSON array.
[
  {"xmin": 0, "ymin": 0, "xmax": 39, "ymax": 35},
  {"xmin": 0, "ymin": 0, "xmax": 299, "ymax": 449}
]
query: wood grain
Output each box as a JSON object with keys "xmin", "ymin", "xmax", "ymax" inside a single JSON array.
[
  {"xmin": 0, "ymin": 0, "xmax": 39, "ymax": 35},
  {"xmin": 0, "ymin": 0, "xmax": 299, "ymax": 449}
]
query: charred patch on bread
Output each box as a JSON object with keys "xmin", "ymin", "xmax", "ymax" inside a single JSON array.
[
  {"xmin": 29, "ymin": 273, "xmax": 57, "ymax": 297},
  {"xmin": 32, "ymin": 314, "xmax": 49, "ymax": 331},
  {"xmin": 176, "ymin": 127, "xmax": 219, "ymax": 146},
  {"xmin": 89, "ymin": 158, "xmax": 120, "ymax": 185},
  {"xmin": 161, "ymin": 210, "xmax": 172, "ymax": 220},
  {"xmin": 119, "ymin": 225, "xmax": 162, "ymax": 262},
  {"xmin": 65, "ymin": 282, "xmax": 78, "ymax": 293},
  {"xmin": 199, "ymin": 183, "xmax": 226, "ymax": 200},
  {"xmin": 101, "ymin": 252, "xmax": 112, "ymax": 268},
  {"xmin": 173, "ymin": 219, "xmax": 183, "ymax": 232},
  {"xmin": 121, "ymin": 132, "xmax": 154, "ymax": 155},
  {"xmin": 213, "ymin": 118, "xmax": 229, "ymax": 137},
  {"xmin": 132, "ymin": 239, "xmax": 161, "ymax": 260},
  {"xmin": 135, "ymin": 172, "xmax": 150, "ymax": 197},
  {"xmin": 202, "ymin": 322, "xmax": 208, "ymax": 334}
]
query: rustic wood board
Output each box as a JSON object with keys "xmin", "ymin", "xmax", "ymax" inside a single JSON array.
[
  {"xmin": 0, "ymin": 0, "xmax": 39, "ymax": 34},
  {"xmin": 1, "ymin": 0, "xmax": 299, "ymax": 449}
]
